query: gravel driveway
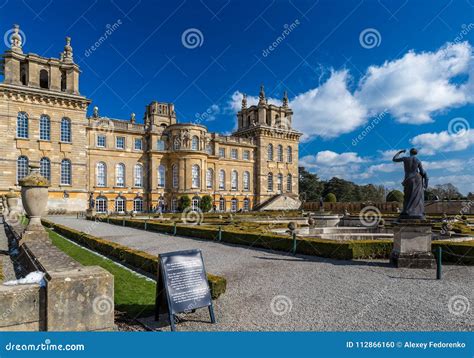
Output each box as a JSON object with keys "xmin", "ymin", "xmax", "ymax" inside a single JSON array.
[{"xmin": 48, "ymin": 216, "xmax": 473, "ymax": 332}]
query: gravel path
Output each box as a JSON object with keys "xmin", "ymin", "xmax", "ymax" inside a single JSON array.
[{"xmin": 48, "ymin": 216, "xmax": 474, "ymax": 331}]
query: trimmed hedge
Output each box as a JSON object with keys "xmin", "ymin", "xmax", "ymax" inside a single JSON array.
[
  {"xmin": 96, "ymin": 216, "xmax": 474, "ymax": 264},
  {"xmin": 42, "ymin": 219, "xmax": 227, "ymax": 299}
]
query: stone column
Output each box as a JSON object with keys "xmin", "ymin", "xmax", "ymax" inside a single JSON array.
[
  {"xmin": 19, "ymin": 164, "xmax": 50, "ymax": 233},
  {"xmin": 390, "ymin": 220, "xmax": 435, "ymax": 268}
]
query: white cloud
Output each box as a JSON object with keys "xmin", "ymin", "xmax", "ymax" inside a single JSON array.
[
  {"xmin": 377, "ymin": 149, "xmax": 399, "ymax": 161},
  {"xmin": 410, "ymin": 129, "xmax": 474, "ymax": 155},
  {"xmin": 429, "ymin": 174, "xmax": 474, "ymax": 194},
  {"xmin": 229, "ymin": 91, "xmax": 281, "ymax": 113},
  {"xmin": 421, "ymin": 159, "xmax": 465, "ymax": 173},
  {"xmin": 355, "ymin": 42, "xmax": 472, "ymax": 124},
  {"xmin": 302, "ymin": 150, "xmax": 366, "ymax": 167}
]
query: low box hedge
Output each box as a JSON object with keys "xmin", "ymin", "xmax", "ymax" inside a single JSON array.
[
  {"xmin": 42, "ymin": 219, "xmax": 226, "ymax": 299},
  {"xmin": 91, "ymin": 216, "xmax": 474, "ymax": 265}
]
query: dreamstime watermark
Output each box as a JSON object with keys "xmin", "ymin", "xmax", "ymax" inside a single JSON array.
[
  {"xmin": 441, "ymin": 200, "xmax": 473, "ymax": 235},
  {"xmin": 448, "ymin": 117, "xmax": 470, "ymax": 136},
  {"xmin": 84, "ymin": 19, "xmax": 123, "ymax": 57},
  {"xmin": 448, "ymin": 295, "xmax": 470, "ymax": 316},
  {"xmin": 359, "ymin": 28, "xmax": 381, "ymax": 49},
  {"xmin": 359, "ymin": 206, "xmax": 381, "ymax": 227},
  {"xmin": 352, "ymin": 109, "xmax": 388, "ymax": 146},
  {"xmin": 270, "ymin": 295, "xmax": 293, "ymax": 316},
  {"xmin": 3, "ymin": 25, "xmax": 26, "ymax": 49},
  {"xmin": 92, "ymin": 295, "xmax": 114, "ymax": 315},
  {"xmin": 91, "ymin": 118, "xmax": 115, "ymax": 135},
  {"xmin": 262, "ymin": 19, "xmax": 300, "ymax": 58},
  {"xmin": 181, "ymin": 207, "xmax": 204, "ymax": 225},
  {"xmin": 194, "ymin": 104, "xmax": 220, "ymax": 124},
  {"xmin": 5, "ymin": 339, "xmax": 85, "ymax": 352},
  {"xmin": 181, "ymin": 28, "xmax": 204, "ymax": 49}
]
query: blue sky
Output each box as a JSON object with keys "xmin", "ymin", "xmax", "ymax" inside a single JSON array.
[{"xmin": 1, "ymin": 0, "xmax": 473, "ymax": 194}]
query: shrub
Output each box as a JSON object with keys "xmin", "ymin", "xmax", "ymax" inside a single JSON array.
[
  {"xmin": 200, "ymin": 195, "xmax": 213, "ymax": 212},
  {"xmin": 178, "ymin": 195, "xmax": 191, "ymax": 212},
  {"xmin": 386, "ymin": 190, "xmax": 404, "ymax": 203},
  {"xmin": 324, "ymin": 193, "xmax": 337, "ymax": 202}
]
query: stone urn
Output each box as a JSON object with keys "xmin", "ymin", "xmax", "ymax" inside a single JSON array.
[
  {"xmin": 19, "ymin": 164, "xmax": 50, "ymax": 232},
  {"xmin": 6, "ymin": 189, "xmax": 19, "ymax": 214}
]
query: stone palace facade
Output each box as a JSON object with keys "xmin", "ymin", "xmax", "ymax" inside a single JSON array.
[{"xmin": 0, "ymin": 25, "xmax": 301, "ymax": 213}]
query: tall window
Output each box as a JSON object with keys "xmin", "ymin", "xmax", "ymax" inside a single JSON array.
[
  {"xmin": 17, "ymin": 156, "xmax": 29, "ymax": 181},
  {"xmin": 267, "ymin": 173, "xmax": 273, "ymax": 191},
  {"xmin": 267, "ymin": 144, "xmax": 273, "ymax": 161},
  {"xmin": 231, "ymin": 198, "xmax": 238, "ymax": 212},
  {"xmin": 243, "ymin": 171, "xmax": 250, "ymax": 191},
  {"xmin": 206, "ymin": 144, "xmax": 213, "ymax": 155},
  {"xmin": 133, "ymin": 197, "xmax": 144, "ymax": 212},
  {"xmin": 39, "ymin": 69, "xmax": 49, "ymax": 89},
  {"xmin": 40, "ymin": 157, "xmax": 51, "ymax": 181},
  {"xmin": 206, "ymin": 168, "xmax": 213, "ymax": 189},
  {"xmin": 116, "ymin": 136, "xmax": 125, "ymax": 149},
  {"xmin": 191, "ymin": 164, "xmax": 200, "ymax": 188},
  {"xmin": 192, "ymin": 196, "xmax": 200, "ymax": 210},
  {"xmin": 97, "ymin": 135, "xmax": 106, "ymax": 148},
  {"xmin": 60, "ymin": 118, "xmax": 71, "ymax": 142},
  {"xmin": 61, "ymin": 159, "xmax": 71, "ymax": 185},
  {"xmin": 116, "ymin": 163, "xmax": 125, "ymax": 187},
  {"xmin": 277, "ymin": 173, "xmax": 283, "ymax": 191},
  {"xmin": 172, "ymin": 164, "xmax": 178, "ymax": 188},
  {"xmin": 95, "ymin": 197, "xmax": 107, "ymax": 213},
  {"xmin": 243, "ymin": 150, "xmax": 250, "ymax": 160},
  {"xmin": 156, "ymin": 139, "xmax": 165, "ymax": 151},
  {"xmin": 219, "ymin": 197, "xmax": 225, "ymax": 212},
  {"xmin": 134, "ymin": 138, "xmax": 143, "ymax": 150},
  {"xmin": 39, "ymin": 115, "xmax": 50, "ymax": 141},
  {"xmin": 171, "ymin": 198, "xmax": 177, "ymax": 212},
  {"xmin": 231, "ymin": 170, "xmax": 238, "ymax": 190},
  {"xmin": 287, "ymin": 146, "xmax": 293, "ymax": 163},
  {"xmin": 219, "ymin": 170, "xmax": 225, "ymax": 190},
  {"xmin": 158, "ymin": 165, "xmax": 165, "ymax": 187},
  {"xmin": 231, "ymin": 149, "xmax": 238, "ymax": 159},
  {"xmin": 191, "ymin": 136, "xmax": 199, "ymax": 150},
  {"xmin": 97, "ymin": 162, "xmax": 107, "ymax": 187},
  {"xmin": 277, "ymin": 145, "xmax": 283, "ymax": 162},
  {"xmin": 287, "ymin": 174, "xmax": 292, "ymax": 192},
  {"xmin": 134, "ymin": 164, "xmax": 143, "ymax": 187},
  {"xmin": 17, "ymin": 112, "xmax": 28, "ymax": 138},
  {"xmin": 243, "ymin": 198, "xmax": 250, "ymax": 211},
  {"xmin": 173, "ymin": 136, "xmax": 180, "ymax": 150},
  {"xmin": 219, "ymin": 148, "xmax": 225, "ymax": 158},
  {"xmin": 115, "ymin": 196, "xmax": 125, "ymax": 213}
]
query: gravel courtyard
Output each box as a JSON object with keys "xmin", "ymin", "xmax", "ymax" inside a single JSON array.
[{"xmin": 48, "ymin": 216, "xmax": 473, "ymax": 331}]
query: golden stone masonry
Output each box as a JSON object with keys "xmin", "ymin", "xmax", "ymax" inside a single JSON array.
[{"xmin": 0, "ymin": 25, "xmax": 301, "ymax": 213}]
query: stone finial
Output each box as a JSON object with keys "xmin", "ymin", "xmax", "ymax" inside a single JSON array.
[
  {"xmin": 258, "ymin": 84, "xmax": 265, "ymax": 105},
  {"xmin": 241, "ymin": 93, "xmax": 247, "ymax": 109},
  {"xmin": 130, "ymin": 113, "xmax": 136, "ymax": 123},
  {"xmin": 10, "ymin": 24, "xmax": 23, "ymax": 53},
  {"xmin": 282, "ymin": 90, "xmax": 288, "ymax": 107},
  {"xmin": 92, "ymin": 106, "xmax": 99, "ymax": 118},
  {"xmin": 62, "ymin": 36, "xmax": 73, "ymax": 63}
]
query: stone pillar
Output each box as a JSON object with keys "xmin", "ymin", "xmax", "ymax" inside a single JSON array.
[
  {"xmin": 19, "ymin": 164, "xmax": 50, "ymax": 233},
  {"xmin": 390, "ymin": 220, "xmax": 435, "ymax": 269}
]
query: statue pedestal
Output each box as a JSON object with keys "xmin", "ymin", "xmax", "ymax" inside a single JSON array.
[
  {"xmin": 86, "ymin": 208, "xmax": 96, "ymax": 217},
  {"xmin": 390, "ymin": 221, "xmax": 435, "ymax": 269}
]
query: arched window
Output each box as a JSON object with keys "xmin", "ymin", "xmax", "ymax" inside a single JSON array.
[
  {"xmin": 60, "ymin": 117, "xmax": 71, "ymax": 142},
  {"xmin": 116, "ymin": 163, "xmax": 125, "ymax": 187},
  {"xmin": 17, "ymin": 112, "xmax": 28, "ymax": 138},
  {"xmin": 61, "ymin": 159, "xmax": 71, "ymax": 185},
  {"xmin": 277, "ymin": 173, "xmax": 283, "ymax": 192},
  {"xmin": 219, "ymin": 170, "xmax": 225, "ymax": 190},
  {"xmin": 231, "ymin": 198, "xmax": 238, "ymax": 212},
  {"xmin": 287, "ymin": 174, "xmax": 292, "ymax": 192},
  {"xmin": 17, "ymin": 156, "xmax": 29, "ymax": 181},
  {"xmin": 96, "ymin": 162, "xmax": 107, "ymax": 187},
  {"xmin": 206, "ymin": 168, "xmax": 213, "ymax": 189},
  {"xmin": 39, "ymin": 115, "xmax": 50, "ymax": 141},
  {"xmin": 133, "ymin": 197, "xmax": 144, "ymax": 213},
  {"xmin": 267, "ymin": 144, "xmax": 273, "ymax": 161},
  {"xmin": 243, "ymin": 198, "xmax": 250, "ymax": 211},
  {"xmin": 172, "ymin": 164, "xmax": 178, "ymax": 188},
  {"xmin": 115, "ymin": 196, "xmax": 125, "ymax": 213},
  {"xmin": 95, "ymin": 196, "xmax": 107, "ymax": 213},
  {"xmin": 134, "ymin": 164, "xmax": 143, "ymax": 187},
  {"xmin": 192, "ymin": 196, "xmax": 200, "ymax": 210},
  {"xmin": 267, "ymin": 172, "xmax": 273, "ymax": 191},
  {"xmin": 40, "ymin": 157, "xmax": 51, "ymax": 181},
  {"xmin": 61, "ymin": 70, "xmax": 67, "ymax": 92},
  {"xmin": 191, "ymin": 135, "xmax": 199, "ymax": 150},
  {"xmin": 191, "ymin": 164, "xmax": 200, "ymax": 188},
  {"xmin": 171, "ymin": 198, "xmax": 178, "ymax": 212},
  {"xmin": 277, "ymin": 145, "xmax": 283, "ymax": 162},
  {"xmin": 156, "ymin": 139, "xmax": 165, "ymax": 151},
  {"xmin": 173, "ymin": 136, "xmax": 180, "ymax": 150},
  {"xmin": 39, "ymin": 69, "xmax": 49, "ymax": 89},
  {"xmin": 219, "ymin": 197, "xmax": 226, "ymax": 212},
  {"xmin": 231, "ymin": 170, "xmax": 238, "ymax": 190},
  {"xmin": 158, "ymin": 165, "xmax": 165, "ymax": 187},
  {"xmin": 287, "ymin": 146, "xmax": 293, "ymax": 163},
  {"xmin": 243, "ymin": 171, "xmax": 250, "ymax": 191}
]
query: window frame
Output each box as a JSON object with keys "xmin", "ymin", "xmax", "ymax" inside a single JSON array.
[
  {"xmin": 17, "ymin": 112, "xmax": 29, "ymax": 139},
  {"xmin": 60, "ymin": 117, "xmax": 72, "ymax": 143},
  {"xmin": 39, "ymin": 115, "xmax": 51, "ymax": 141}
]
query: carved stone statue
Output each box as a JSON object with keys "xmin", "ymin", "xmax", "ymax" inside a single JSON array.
[
  {"xmin": 392, "ymin": 148, "xmax": 428, "ymax": 220},
  {"xmin": 88, "ymin": 193, "xmax": 95, "ymax": 209}
]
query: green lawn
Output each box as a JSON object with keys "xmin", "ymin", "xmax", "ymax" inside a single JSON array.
[{"xmin": 48, "ymin": 229, "xmax": 156, "ymax": 318}]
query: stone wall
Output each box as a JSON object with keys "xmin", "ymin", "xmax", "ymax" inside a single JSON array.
[{"xmin": 304, "ymin": 201, "xmax": 400, "ymax": 213}]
